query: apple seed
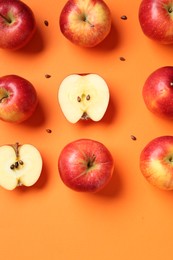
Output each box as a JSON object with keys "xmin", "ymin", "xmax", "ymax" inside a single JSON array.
[
  {"xmin": 121, "ymin": 15, "xmax": 127, "ymax": 20},
  {"xmin": 10, "ymin": 164, "xmax": 15, "ymax": 170},
  {"xmin": 44, "ymin": 20, "xmax": 49, "ymax": 26},
  {"xmin": 86, "ymin": 95, "xmax": 90, "ymax": 100},
  {"xmin": 77, "ymin": 96, "xmax": 81, "ymax": 102}
]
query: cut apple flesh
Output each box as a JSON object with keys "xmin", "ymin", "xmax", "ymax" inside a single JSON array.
[
  {"xmin": 0, "ymin": 143, "xmax": 42, "ymax": 190},
  {"xmin": 58, "ymin": 74, "xmax": 110, "ymax": 123}
]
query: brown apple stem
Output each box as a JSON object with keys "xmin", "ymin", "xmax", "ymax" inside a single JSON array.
[
  {"xmin": 13, "ymin": 142, "xmax": 20, "ymax": 159},
  {"xmin": 0, "ymin": 94, "xmax": 8, "ymax": 103},
  {"xmin": 87, "ymin": 154, "xmax": 96, "ymax": 168},
  {"xmin": 0, "ymin": 13, "xmax": 12, "ymax": 23}
]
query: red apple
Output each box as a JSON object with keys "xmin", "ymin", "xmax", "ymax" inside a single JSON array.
[
  {"xmin": 59, "ymin": 0, "xmax": 112, "ymax": 47},
  {"xmin": 58, "ymin": 139, "xmax": 114, "ymax": 192},
  {"xmin": 0, "ymin": 75, "xmax": 38, "ymax": 123},
  {"xmin": 140, "ymin": 136, "xmax": 173, "ymax": 190},
  {"xmin": 138, "ymin": 0, "xmax": 173, "ymax": 44},
  {"xmin": 0, "ymin": 0, "xmax": 36, "ymax": 50},
  {"xmin": 142, "ymin": 66, "xmax": 173, "ymax": 119}
]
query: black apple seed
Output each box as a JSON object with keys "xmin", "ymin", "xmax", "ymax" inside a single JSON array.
[{"xmin": 10, "ymin": 164, "xmax": 15, "ymax": 170}]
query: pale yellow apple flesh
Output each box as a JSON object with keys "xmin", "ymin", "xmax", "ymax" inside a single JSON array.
[
  {"xmin": 58, "ymin": 74, "xmax": 110, "ymax": 123},
  {"xmin": 0, "ymin": 143, "xmax": 42, "ymax": 190}
]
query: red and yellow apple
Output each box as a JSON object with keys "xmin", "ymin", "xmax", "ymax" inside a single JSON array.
[
  {"xmin": 58, "ymin": 73, "xmax": 110, "ymax": 123},
  {"xmin": 58, "ymin": 139, "xmax": 114, "ymax": 192},
  {"xmin": 140, "ymin": 136, "xmax": 173, "ymax": 190},
  {"xmin": 139, "ymin": 0, "xmax": 173, "ymax": 44},
  {"xmin": 142, "ymin": 66, "xmax": 173, "ymax": 119},
  {"xmin": 0, "ymin": 142, "xmax": 42, "ymax": 190},
  {"xmin": 0, "ymin": 0, "xmax": 36, "ymax": 50},
  {"xmin": 59, "ymin": 0, "xmax": 112, "ymax": 47},
  {"xmin": 0, "ymin": 75, "xmax": 38, "ymax": 123}
]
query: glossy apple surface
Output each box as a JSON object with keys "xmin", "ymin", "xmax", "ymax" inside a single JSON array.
[
  {"xmin": 140, "ymin": 136, "xmax": 173, "ymax": 190},
  {"xmin": 58, "ymin": 73, "xmax": 110, "ymax": 123},
  {"xmin": 142, "ymin": 66, "xmax": 173, "ymax": 119},
  {"xmin": 0, "ymin": 0, "xmax": 36, "ymax": 50},
  {"xmin": 0, "ymin": 142, "xmax": 42, "ymax": 190},
  {"xmin": 0, "ymin": 75, "xmax": 38, "ymax": 123},
  {"xmin": 58, "ymin": 139, "xmax": 114, "ymax": 192},
  {"xmin": 139, "ymin": 0, "xmax": 173, "ymax": 44},
  {"xmin": 59, "ymin": 0, "xmax": 111, "ymax": 47}
]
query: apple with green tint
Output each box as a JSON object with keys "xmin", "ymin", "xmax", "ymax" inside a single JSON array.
[
  {"xmin": 58, "ymin": 139, "xmax": 114, "ymax": 192},
  {"xmin": 139, "ymin": 0, "xmax": 173, "ymax": 44},
  {"xmin": 140, "ymin": 136, "xmax": 173, "ymax": 190},
  {"xmin": 59, "ymin": 0, "xmax": 111, "ymax": 47},
  {"xmin": 0, "ymin": 75, "xmax": 38, "ymax": 123},
  {"xmin": 0, "ymin": 0, "xmax": 36, "ymax": 50}
]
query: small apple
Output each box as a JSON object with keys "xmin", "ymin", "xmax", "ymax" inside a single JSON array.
[
  {"xmin": 58, "ymin": 73, "xmax": 110, "ymax": 123},
  {"xmin": 142, "ymin": 66, "xmax": 173, "ymax": 119},
  {"xmin": 0, "ymin": 75, "xmax": 38, "ymax": 123},
  {"xmin": 138, "ymin": 0, "xmax": 173, "ymax": 44},
  {"xmin": 0, "ymin": 142, "xmax": 42, "ymax": 190},
  {"xmin": 58, "ymin": 138, "xmax": 114, "ymax": 192},
  {"xmin": 140, "ymin": 136, "xmax": 173, "ymax": 190},
  {"xmin": 59, "ymin": 0, "xmax": 111, "ymax": 47},
  {"xmin": 0, "ymin": 0, "xmax": 36, "ymax": 50}
]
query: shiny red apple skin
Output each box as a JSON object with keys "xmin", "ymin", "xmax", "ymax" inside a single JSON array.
[
  {"xmin": 142, "ymin": 66, "xmax": 173, "ymax": 119},
  {"xmin": 140, "ymin": 136, "xmax": 173, "ymax": 190},
  {"xmin": 58, "ymin": 139, "xmax": 114, "ymax": 192},
  {"xmin": 0, "ymin": 0, "xmax": 36, "ymax": 50},
  {"xmin": 139, "ymin": 0, "xmax": 173, "ymax": 44},
  {"xmin": 59, "ymin": 0, "xmax": 111, "ymax": 47},
  {"xmin": 0, "ymin": 75, "xmax": 38, "ymax": 123}
]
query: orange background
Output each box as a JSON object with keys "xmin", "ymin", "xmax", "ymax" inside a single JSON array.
[{"xmin": 1, "ymin": 0, "xmax": 173, "ymax": 259}]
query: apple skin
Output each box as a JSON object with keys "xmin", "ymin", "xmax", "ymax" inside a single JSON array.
[
  {"xmin": 59, "ymin": 0, "xmax": 111, "ymax": 47},
  {"xmin": 0, "ymin": 0, "xmax": 36, "ymax": 50},
  {"xmin": 139, "ymin": 0, "xmax": 173, "ymax": 44},
  {"xmin": 0, "ymin": 75, "xmax": 38, "ymax": 123},
  {"xmin": 58, "ymin": 139, "xmax": 114, "ymax": 192},
  {"xmin": 142, "ymin": 66, "xmax": 173, "ymax": 119},
  {"xmin": 140, "ymin": 136, "xmax": 173, "ymax": 190}
]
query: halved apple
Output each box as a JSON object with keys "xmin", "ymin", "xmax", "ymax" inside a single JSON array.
[
  {"xmin": 58, "ymin": 74, "xmax": 110, "ymax": 123},
  {"xmin": 0, "ymin": 143, "xmax": 42, "ymax": 190}
]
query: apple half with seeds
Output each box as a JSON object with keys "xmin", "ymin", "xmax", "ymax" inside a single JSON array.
[
  {"xmin": 58, "ymin": 73, "xmax": 110, "ymax": 123},
  {"xmin": 0, "ymin": 142, "xmax": 42, "ymax": 190}
]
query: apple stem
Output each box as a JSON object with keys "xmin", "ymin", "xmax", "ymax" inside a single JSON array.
[
  {"xmin": 87, "ymin": 154, "xmax": 96, "ymax": 168},
  {"xmin": 0, "ymin": 13, "xmax": 12, "ymax": 23}
]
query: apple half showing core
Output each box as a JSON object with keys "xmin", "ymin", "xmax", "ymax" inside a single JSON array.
[
  {"xmin": 0, "ymin": 143, "xmax": 42, "ymax": 190},
  {"xmin": 59, "ymin": 0, "xmax": 111, "ymax": 47},
  {"xmin": 58, "ymin": 139, "xmax": 114, "ymax": 192},
  {"xmin": 58, "ymin": 74, "xmax": 110, "ymax": 123},
  {"xmin": 140, "ymin": 136, "xmax": 173, "ymax": 190}
]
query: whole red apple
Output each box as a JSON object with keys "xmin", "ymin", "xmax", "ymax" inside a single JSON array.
[
  {"xmin": 140, "ymin": 136, "xmax": 173, "ymax": 190},
  {"xmin": 59, "ymin": 0, "xmax": 112, "ymax": 47},
  {"xmin": 0, "ymin": 75, "xmax": 38, "ymax": 123},
  {"xmin": 139, "ymin": 0, "xmax": 173, "ymax": 44},
  {"xmin": 142, "ymin": 66, "xmax": 173, "ymax": 119},
  {"xmin": 58, "ymin": 139, "xmax": 114, "ymax": 192},
  {"xmin": 0, "ymin": 0, "xmax": 36, "ymax": 50}
]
